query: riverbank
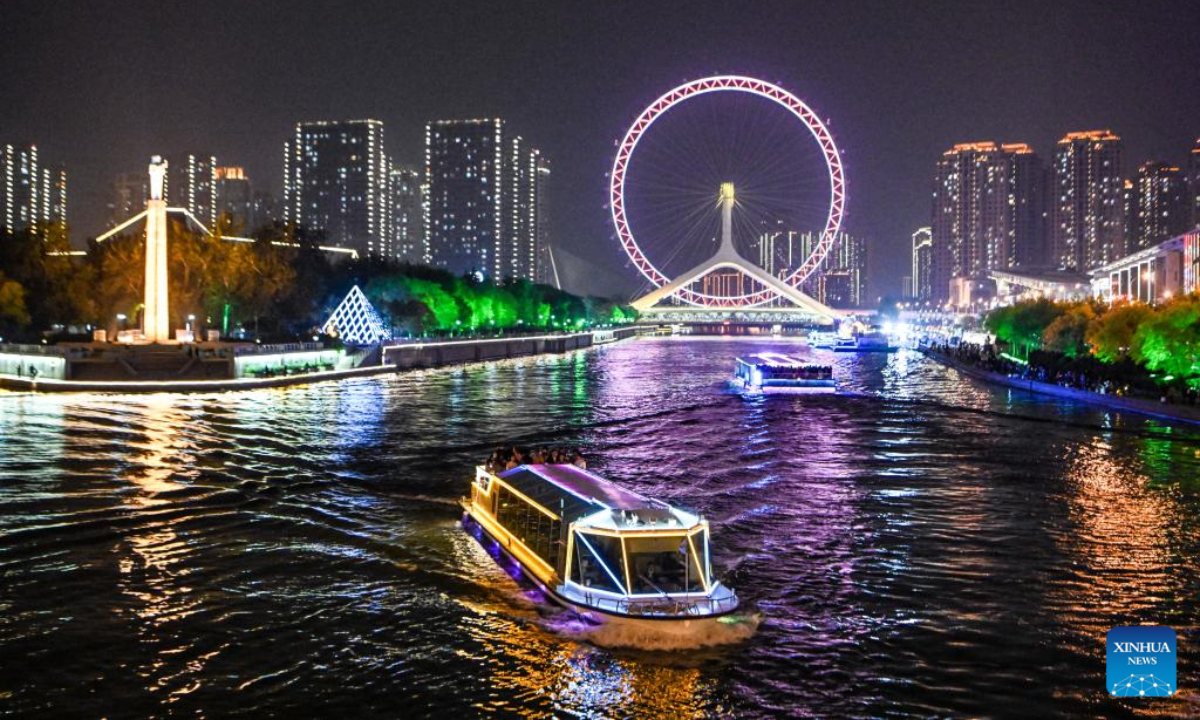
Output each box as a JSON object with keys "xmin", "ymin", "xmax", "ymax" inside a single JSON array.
[
  {"xmin": 922, "ymin": 347, "xmax": 1200, "ymax": 426},
  {"xmin": 0, "ymin": 328, "xmax": 637, "ymax": 394},
  {"xmin": 383, "ymin": 328, "xmax": 636, "ymax": 369}
]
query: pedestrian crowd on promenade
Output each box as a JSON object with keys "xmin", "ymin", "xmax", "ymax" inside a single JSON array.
[
  {"xmin": 925, "ymin": 340, "xmax": 1200, "ymax": 407},
  {"xmin": 486, "ymin": 446, "xmax": 588, "ymax": 473}
]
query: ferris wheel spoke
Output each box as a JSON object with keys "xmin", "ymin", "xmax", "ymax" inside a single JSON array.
[{"xmin": 611, "ymin": 76, "xmax": 845, "ymax": 305}]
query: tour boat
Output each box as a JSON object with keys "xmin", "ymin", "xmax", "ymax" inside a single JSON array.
[
  {"xmin": 731, "ymin": 353, "xmax": 836, "ymax": 394},
  {"xmin": 832, "ymin": 331, "xmax": 898, "ymax": 353},
  {"xmin": 462, "ymin": 462, "xmax": 740, "ymax": 639},
  {"xmin": 808, "ymin": 331, "xmax": 838, "ymax": 350}
]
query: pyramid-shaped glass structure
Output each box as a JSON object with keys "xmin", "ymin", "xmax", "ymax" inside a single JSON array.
[{"xmin": 322, "ymin": 285, "xmax": 391, "ymax": 345}]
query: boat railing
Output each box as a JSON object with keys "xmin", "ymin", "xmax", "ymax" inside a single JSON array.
[{"xmin": 577, "ymin": 591, "xmax": 739, "ymax": 617}]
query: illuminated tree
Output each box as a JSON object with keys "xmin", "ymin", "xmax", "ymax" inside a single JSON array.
[
  {"xmin": 1042, "ymin": 302, "xmax": 1097, "ymax": 357},
  {"xmin": 0, "ymin": 223, "xmax": 96, "ymax": 337},
  {"xmin": 254, "ymin": 222, "xmax": 335, "ymax": 335},
  {"xmin": 91, "ymin": 229, "xmax": 145, "ymax": 331},
  {"xmin": 0, "ymin": 272, "xmax": 30, "ymax": 332},
  {"xmin": 1130, "ymin": 295, "xmax": 1200, "ymax": 384},
  {"xmin": 1086, "ymin": 301, "xmax": 1156, "ymax": 363},
  {"xmin": 984, "ymin": 298, "xmax": 1063, "ymax": 358}
]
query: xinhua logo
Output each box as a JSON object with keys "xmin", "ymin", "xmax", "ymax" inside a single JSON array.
[{"xmin": 1107, "ymin": 626, "xmax": 1176, "ymax": 697}]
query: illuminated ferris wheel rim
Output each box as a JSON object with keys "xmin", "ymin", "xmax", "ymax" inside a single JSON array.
[{"xmin": 610, "ymin": 75, "xmax": 846, "ymax": 307}]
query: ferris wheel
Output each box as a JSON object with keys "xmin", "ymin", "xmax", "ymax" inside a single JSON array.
[{"xmin": 610, "ymin": 76, "xmax": 846, "ymax": 307}]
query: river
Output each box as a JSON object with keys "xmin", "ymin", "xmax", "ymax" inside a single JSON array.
[{"xmin": 1, "ymin": 337, "xmax": 1197, "ymax": 717}]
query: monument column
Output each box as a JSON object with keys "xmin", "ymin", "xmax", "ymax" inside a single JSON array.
[
  {"xmin": 719, "ymin": 182, "xmax": 735, "ymax": 254},
  {"xmin": 144, "ymin": 157, "xmax": 170, "ymax": 343}
]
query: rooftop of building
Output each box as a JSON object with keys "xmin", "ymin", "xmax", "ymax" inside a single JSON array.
[
  {"xmin": 989, "ymin": 267, "xmax": 1092, "ymax": 285},
  {"xmin": 1090, "ymin": 234, "xmax": 1190, "ymax": 276},
  {"xmin": 943, "ymin": 141, "xmax": 1034, "ymax": 156},
  {"xmin": 1059, "ymin": 129, "xmax": 1121, "ymax": 143}
]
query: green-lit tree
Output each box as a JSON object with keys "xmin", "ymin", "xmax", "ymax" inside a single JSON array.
[
  {"xmin": 984, "ymin": 298, "xmax": 1064, "ymax": 359},
  {"xmin": 1130, "ymin": 295, "xmax": 1200, "ymax": 385}
]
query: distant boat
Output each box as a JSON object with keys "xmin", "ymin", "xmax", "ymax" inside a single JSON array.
[
  {"xmin": 833, "ymin": 331, "xmax": 898, "ymax": 353},
  {"xmin": 731, "ymin": 353, "xmax": 837, "ymax": 394}
]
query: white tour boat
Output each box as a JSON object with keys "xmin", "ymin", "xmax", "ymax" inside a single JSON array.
[
  {"xmin": 731, "ymin": 353, "xmax": 837, "ymax": 394},
  {"xmin": 832, "ymin": 330, "xmax": 898, "ymax": 353},
  {"xmin": 463, "ymin": 462, "xmax": 741, "ymax": 639}
]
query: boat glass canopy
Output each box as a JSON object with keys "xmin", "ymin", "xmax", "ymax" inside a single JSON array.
[{"xmin": 471, "ymin": 462, "xmax": 737, "ymax": 616}]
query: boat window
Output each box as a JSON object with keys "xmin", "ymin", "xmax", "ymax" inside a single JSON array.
[
  {"xmin": 495, "ymin": 485, "xmax": 561, "ymax": 567},
  {"xmin": 625, "ymin": 534, "xmax": 706, "ymax": 594},
  {"xmin": 571, "ymin": 532, "xmax": 625, "ymax": 594}
]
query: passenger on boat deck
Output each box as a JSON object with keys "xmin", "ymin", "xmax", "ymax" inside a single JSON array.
[{"xmin": 487, "ymin": 446, "xmax": 588, "ymax": 472}]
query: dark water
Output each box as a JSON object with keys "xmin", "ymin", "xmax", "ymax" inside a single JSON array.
[{"xmin": 2, "ymin": 337, "xmax": 1199, "ymax": 718}]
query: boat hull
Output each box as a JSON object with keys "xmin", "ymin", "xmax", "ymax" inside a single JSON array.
[
  {"xmin": 729, "ymin": 377, "xmax": 837, "ymax": 394},
  {"xmin": 833, "ymin": 346, "xmax": 898, "ymax": 353}
]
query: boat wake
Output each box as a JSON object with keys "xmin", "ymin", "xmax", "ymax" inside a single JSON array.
[{"xmin": 539, "ymin": 609, "xmax": 761, "ymax": 651}]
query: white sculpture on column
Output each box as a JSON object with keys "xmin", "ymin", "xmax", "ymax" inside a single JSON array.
[{"xmin": 143, "ymin": 157, "xmax": 170, "ymax": 342}]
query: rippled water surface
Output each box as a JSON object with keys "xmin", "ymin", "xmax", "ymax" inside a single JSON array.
[{"xmin": 2, "ymin": 337, "xmax": 1199, "ymax": 717}]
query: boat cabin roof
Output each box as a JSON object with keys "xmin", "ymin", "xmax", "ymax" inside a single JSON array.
[
  {"xmin": 738, "ymin": 352, "xmax": 830, "ymax": 369},
  {"xmin": 494, "ymin": 464, "xmax": 701, "ymax": 530}
]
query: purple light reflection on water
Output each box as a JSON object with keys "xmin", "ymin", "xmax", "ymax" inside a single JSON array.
[{"xmin": 3, "ymin": 337, "xmax": 1200, "ymax": 717}]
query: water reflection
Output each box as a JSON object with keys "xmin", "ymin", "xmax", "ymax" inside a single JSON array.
[
  {"xmin": 1052, "ymin": 439, "xmax": 1177, "ymax": 624},
  {"xmin": 1, "ymin": 339, "xmax": 1199, "ymax": 717}
]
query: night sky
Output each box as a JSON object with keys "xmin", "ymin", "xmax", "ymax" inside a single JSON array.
[{"xmin": 3, "ymin": 0, "xmax": 1198, "ymax": 301}]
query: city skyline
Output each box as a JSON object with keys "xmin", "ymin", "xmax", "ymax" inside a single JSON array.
[
  {"xmin": 6, "ymin": 5, "xmax": 1200, "ymax": 716},
  {"xmin": 3, "ymin": 0, "xmax": 1199, "ymax": 302}
]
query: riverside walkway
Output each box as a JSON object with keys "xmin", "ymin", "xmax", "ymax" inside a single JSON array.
[
  {"xmin": 922, "ymin": 347, "xmax": 1200, "ymax": 427},
  {"xmin": 0, "ymin": 329, "xmax": 636, "ymax": 394}
]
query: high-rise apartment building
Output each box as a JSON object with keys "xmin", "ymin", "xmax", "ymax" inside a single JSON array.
[
  {"xmin": 1131, "ymin": 161, "xmax": 1186, "ymax": 252},
  {"xmin": 755, "ymin": 220, "xmax": 812, "ymax": 279},
  {"xmin": 253, "ymin": 190, "xmax": 279, "ymax": 228},
  {"xmin": 424, "ymin": 119, "xmax": 546, "ymax": 281},
  {"xmin": 826, "ymin": 231, "xmax": 867, "ymax": 307},
  {"xmin": 751, "ymin": 226, "xmax": 865, "ymax": 305},
  {"xmin": 387, "ymin": 164, "xmax": 425, "ymax": 264},
  {"xmin": 534, "ymin": 158, "xmax": 551, "ymax": 285},
  {"xmin": 1186, "ymin": 139, "xmax": 1200, "ymax": 230},
  {"xmin": 216, "ymin": 166, "xmax": 254, "ymax": 231},
  {"xmin": 930, "ymin": 142, "xmax": 1043, "ymax": 302},
  {"xmin": 166, "ymin": 153, "xmax": 218, "ymax": 228},
  {"xmin": 1010, "ymin": 149, "xmax": 1045, "ymax": 267},
  {"xmin": 819, "ymin": 270, "xmax": 854, "ymax": 308},
  {"xmin": 1050, "ymin": 130, "xmax": 1124, "ymax": 271},
  {"xmin": 108, "ymin": 172, "xmax": 148, "ymax": 226},
  {"xmin": 2, "ymin": 144, "xmax": 66, "ymax": 235},
  {"xmin": 284, "ymin": 119, "xmax": 390, "ymax": 258},
  {"xmin": 911, "ymin": 226, "xmax": 933, "ymax": 301}
]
